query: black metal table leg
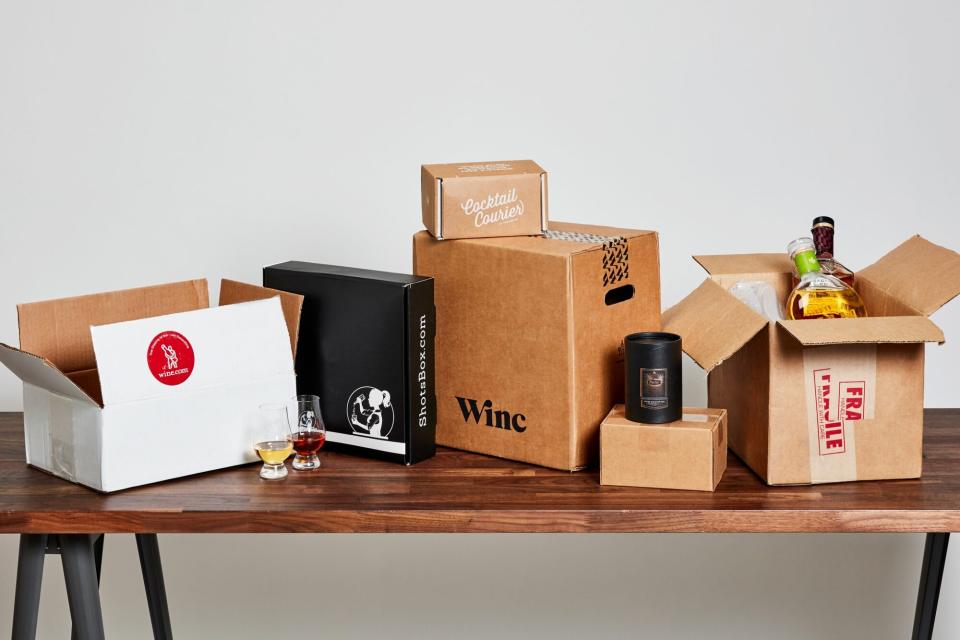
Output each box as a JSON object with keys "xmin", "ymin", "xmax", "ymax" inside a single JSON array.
[
  {"xmin": 60, "ymin": 535, "xmax": 105, "ymax": 640},
  {"xmin": 71, "ymin": 535, "xmax": 104, "ymax": 640},
  {"xmin": 11, "ymin": 534, "xmax": 47, "ymax": 640},
  {"xmin": 913, "ymin": 532, "xmax": 950, "ymax": 640},
  {"xmin": 136, "ymin": 534, "xmax": 173, "ymax": 640}
]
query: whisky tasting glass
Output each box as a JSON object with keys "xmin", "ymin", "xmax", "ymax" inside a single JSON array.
[
  {"xmin": 254, "ymin": 403, "xmax": 294, "ymax": 480},
  {"xmin": 288, "ymin": 394, "xmax": 326, "ymax": 471}
]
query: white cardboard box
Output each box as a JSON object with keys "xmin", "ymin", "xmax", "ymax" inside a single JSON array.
[{"xmin": 0, "ymin": 279, "xmax": 303, "ymax": 492}]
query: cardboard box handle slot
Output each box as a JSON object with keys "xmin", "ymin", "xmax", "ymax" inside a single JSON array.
[{"xmin": 605, "ymin": 284, "xmax": 634, "ymax": 306}]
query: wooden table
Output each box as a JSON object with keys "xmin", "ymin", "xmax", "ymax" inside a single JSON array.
[{"xmin": 3, "ymin": 410, "xmax": 959, "ymax": 638}]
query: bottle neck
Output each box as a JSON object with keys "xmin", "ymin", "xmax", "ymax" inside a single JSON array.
[
  {"xmin": 794, "ymin": 249, "xmax": 822, "ymax": 276},
  {"xmin": 812, "ymin": 224, "xmax": 835, "ymax": 259}
]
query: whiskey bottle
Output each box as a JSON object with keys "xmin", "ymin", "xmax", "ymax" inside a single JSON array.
[
  {"xmin": 811, "ymin": 216, "xmax": 855, "ymax": 286},
  {"xmin": 786, "ymin": 237, "xmax": 867, "ymax": 320}
]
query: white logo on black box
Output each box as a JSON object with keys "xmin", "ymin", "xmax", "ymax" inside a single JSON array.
[{"xmin": 347, "ymin": 386, "xmax": 394, "ymax": 439}]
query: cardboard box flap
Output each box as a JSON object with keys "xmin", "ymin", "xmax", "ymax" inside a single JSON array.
[
  {"xmin": 778, "ymin": 316, "xmax": 945, "ymax": 346},
  {"xmin": 90, "ymin": 297, "xmax": 293, "ymax": 406},
  {"xmin": 662, "ymin": 279, "xmax": 768, "ymax": 372},
  {"xmin": 693, "ymin": 253, "xmax": 794, "ymax": 276},
  {"xmin": 0, "ymin": 343, "xmax": 100, "ymax": 406},
  {"xmin": 219, "ymin": 279, "xmax": 303, "ymax": 357},
  {"xmin": 18, "ymin": 279, "xmax": 209, "ymax": 375},
  {"xmin": 423, "ymin": 159, "xmax": 544, "ymax": 180},
  {"xmin": 857, "ymin": 236, "xmax": 960, "ymax": 316}
]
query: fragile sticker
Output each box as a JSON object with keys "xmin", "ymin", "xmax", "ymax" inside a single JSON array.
[{"xmin": 802, "ymin": 344, "xmax": 876, "ymax": 483}]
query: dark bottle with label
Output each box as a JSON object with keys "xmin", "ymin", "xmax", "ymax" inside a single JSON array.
[{"xmin": 811, "ymin": 216, "xmax": 855, "ymax": 287}]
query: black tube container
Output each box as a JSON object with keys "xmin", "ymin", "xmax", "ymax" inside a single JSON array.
[{"xmin": 624, "ymin": 332, "xmax": 682, "ymax": 424}]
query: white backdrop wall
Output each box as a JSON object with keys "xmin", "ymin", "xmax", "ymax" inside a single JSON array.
[{"xmin": 1, "ymin": 1, "xmax": 958, "ymax": 638}]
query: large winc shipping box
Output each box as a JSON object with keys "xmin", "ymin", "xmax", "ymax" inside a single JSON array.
[
  {"xmin": 413, "ymin": 222, "xmax": 661, "ymax": 470},
  {"xmin": 264, "ymin": 262, "xmax": 436, "ymax": 465},
  {"xmin": 663, "ymin": 236, "xmax": 960, "ymax": 485},
  {"xmin": 0, "ymin": 279, "xmax": 303, "ymax": 492}
]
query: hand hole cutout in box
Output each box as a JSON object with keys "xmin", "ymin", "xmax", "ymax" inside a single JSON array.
[{"xmin": 605, "ymin": 284, "xmax": 634, "ymax": 306}]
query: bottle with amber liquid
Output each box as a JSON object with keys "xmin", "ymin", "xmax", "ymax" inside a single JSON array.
[
  {"xmin": 811, "ymin": 216, "xmax": 855, "ymax": 286},
  {"xmin": 786, "ymin": 237, "xmax": 867, "ymax": 320}
]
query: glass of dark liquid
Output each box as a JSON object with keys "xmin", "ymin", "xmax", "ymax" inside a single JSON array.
[{"xmin": 288, "ymin": 394, "xmax": 326, "ymax": 470}]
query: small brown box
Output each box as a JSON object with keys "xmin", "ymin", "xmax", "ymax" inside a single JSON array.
[
  {"xmin": 420, "ymin": 160, "xmax": 547, "ymax": 240},
  {"xmin": 413, "ymin": 221, "xmax": 662, "ymax": 470},
  {"xmin": 600, "ymin": 406, "xmax": 727, "ymax": 491}
]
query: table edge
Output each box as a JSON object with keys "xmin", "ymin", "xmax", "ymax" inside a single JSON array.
[{"xmin": 2, "ymin": 509, "xmax": 959, "ymax": 534}]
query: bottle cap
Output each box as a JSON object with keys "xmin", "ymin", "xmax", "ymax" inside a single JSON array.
[
  {"xmin": 812, "ymin": 216, "xmax": 835, "ymax": 228},
  {"xmin": 787, "ymin": 237, "xmax": 816, "ymax": 259}
]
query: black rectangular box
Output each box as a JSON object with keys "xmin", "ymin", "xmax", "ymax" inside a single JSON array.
[{"xmin": 264, "ymin": 262, "xmax": 436, "ymax": 464}]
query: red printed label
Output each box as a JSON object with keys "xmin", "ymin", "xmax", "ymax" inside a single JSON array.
[
  {"xmin": 812, "ymin": 368, "xmax": 867, "ymax": 456},
  {"xmin": 147, "ymin": 331, "xmax": 194, "ymax": 386}
]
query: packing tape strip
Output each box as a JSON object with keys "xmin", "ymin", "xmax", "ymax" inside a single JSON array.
[
  {"xmin": 801, "ymin": 344, "xmax": 877, "ymax": 483},
  {"xmin": 543, "ymin": 230, "xmax": 630, "ymax": 287},
  {"xmin": 49, "ymin": 394, "xmax": 78, "ymax": 482}
]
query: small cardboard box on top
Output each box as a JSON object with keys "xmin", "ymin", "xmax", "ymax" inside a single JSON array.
[
  {"xmin": 600, "ymin": 406, "xmax": 727, "ymax": 491},
  {"xmin": 663, "ymin": 236, "xmax": 960, "ymax": 485},
  {"xmin": 0, "ymin": 279, "xmax": 303, "ymax": 492},
  {"xmin": 413, "ymin": 221, "xmax": 662, "ymax": 470},
  {"xmin": 421, "ymin": 160, "xmax": 548, "ymax": 240}
]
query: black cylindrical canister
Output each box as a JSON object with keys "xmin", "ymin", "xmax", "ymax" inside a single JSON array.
[{"xmin": 624, "ymin": 332, "xmax": 682, "ymax": 424}]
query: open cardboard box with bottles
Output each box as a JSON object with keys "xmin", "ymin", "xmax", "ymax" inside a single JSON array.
[{"xmin": 663, "ymin": 236, "xmax": 960, "ymax": 485}]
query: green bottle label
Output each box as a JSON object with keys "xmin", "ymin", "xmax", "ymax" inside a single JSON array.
[{"xmin": 794, "ymin": 249, "xmax": 821, "ymax": 275}]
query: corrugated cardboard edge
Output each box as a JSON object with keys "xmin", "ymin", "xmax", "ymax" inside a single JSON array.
[
  {"xmin": 777, "ymin": 316, "xmax": 945, "ymax": 347},
  {"xmin": 0, "ymin": 343, "xmax": 102, "ymax": 406},
  {"xmin": 219, "ymin": 279, "xmax": 304, "ymax": 358},
  {"xmin": 435, "ymin": 176, "xmax": 443, "ymax": 240},
  {"xmin": 539, "ymin": 172, "xmax": 549, "ymax": 234},
  {"xmin": 566, "ymin": 242, "xmax": 578, "ymax": 469},
  {"xmin": 712, "ymin": 409, "xmax": 729, "ymax": 490}
]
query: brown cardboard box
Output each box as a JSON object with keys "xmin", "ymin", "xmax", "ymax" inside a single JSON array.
[
  {"xmin": 421, "ymin": 160, "xmax": 547, "ymax": 239},
  {"xmin": 412, "ymin": 221, "xmax": 661, "ymax": 470},
  {"xmin": 663, "ymin": 236, "xmax": 960, "ymax": 485},
  {"xmin": 600, "ymin": 406, "xmax": 727, "ymax": 491}
]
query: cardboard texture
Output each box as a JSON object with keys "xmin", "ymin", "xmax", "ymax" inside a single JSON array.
[
  {"xmin": 219, "ymin": 279, "xmax": 304, "ymax": 357},
  {"xmin": 263, "ymin": 262, "xmax": 436, "ymax": 465},
  {"xmin": 413, "ymin": 221, "xmax": 661, "ymax": 470},
  {"xmin": 664, "ymin": 235, "xmax": 960, "ymax": 485},
  {"xmin": 0, "ymin": 279, "xmax": 303, "ymax": 492},
  {"xmin": 600, "ymin": 406, "xmax": 727, "ymax": 491},
  {"xmin": 421, "ymin": 160, "xmax": 548, "ymax": 240}
]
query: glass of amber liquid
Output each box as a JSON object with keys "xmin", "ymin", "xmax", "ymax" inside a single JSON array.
[
  {"xmin": 288, "ymin": 394, "xmax": 326, "ymax": 470},
  {"xmin": 254, "ymin": 404, "xmax": 294, "ymax": 480}
]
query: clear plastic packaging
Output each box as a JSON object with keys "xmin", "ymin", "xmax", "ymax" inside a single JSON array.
[{"xmin": 728, "ymin": 280, "xmax": 785, "ymax": 321}]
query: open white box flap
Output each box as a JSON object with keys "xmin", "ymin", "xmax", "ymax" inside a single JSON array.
[
  {"xmin": 91, "ymin": 297, "xmax": 293, "ymax": 406},
  {"xmin": 0, "ymin": 344, "xmax": 100, "ymax": 405},
  {"xmin": 778, "ymin": 315, "xmax": 945, "ymax": 346},
  {"xmin": 662, "ymin": 278, "xmax": 769, "ymax": 372}
]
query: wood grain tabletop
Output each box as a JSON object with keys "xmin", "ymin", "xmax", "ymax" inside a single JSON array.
[{"xmin": 1, "ymin": 411, "xmax": 959, "ymax": 534}]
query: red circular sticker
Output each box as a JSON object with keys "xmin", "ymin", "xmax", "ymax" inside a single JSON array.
[{"xmin": 147, "ymin": 331, "xmax": 195, "ymax": 386}]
